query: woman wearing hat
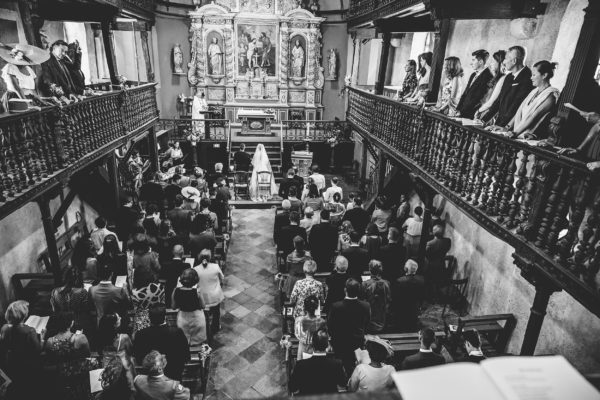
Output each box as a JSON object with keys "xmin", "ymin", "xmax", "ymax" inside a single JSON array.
[
  {"xmin": 0, "ymin": 42, "xmax": 50, "ymax": 111},
  {"xmin": 348, "ymin": 336, "xmax": 395, "ymax": 392}
]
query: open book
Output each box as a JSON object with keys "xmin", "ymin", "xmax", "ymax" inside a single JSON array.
[
  {"xmin": 89, "ymin": 368, "xmax": 104, "ymax": 393},
  {"xmin": 24, "ymin": 315, "xmax": 49, "ymax": 335},
  {"xmin": 392, "ymin": 355, "xmax": 600, "ymax": 400}
]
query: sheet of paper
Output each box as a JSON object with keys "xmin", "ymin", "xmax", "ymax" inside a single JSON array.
[
  {"xmin": 354, "ymin": 348, "xmax": 371, "ymax": 365},
  {"xmin": 302, "ymin": 352, "xmax": 313, "ymax": 359},
  {"xmin": 361, "ymin": 275, "xmax": 370, "ymax": 282},
  {"xmin": 185, "ymin": 258, "xmax": 195, "ymax": 268},
  {"xmin": 115, "ymin": 275, "xmax": 127, "ymax": 288},
  {"xmin": 482, "ymin": 355, "xmax": 600, "ymax": 400},
  {"xmin": 89, "ymin": 368, "xmax": 104, "ymax": 393},
  {"xmin": 24, "ymin": 315, "xmax": 49, "ymax": 335},
  {"xmin": 392, "ymin": 364, "xmax": 504, "ymax": 400}
]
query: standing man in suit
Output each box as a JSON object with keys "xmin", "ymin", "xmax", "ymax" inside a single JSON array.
[
  {"xmin": 167, "ymin": 195, "xmax": 193, "ymax": 242},
  {"xmin": 308, "ymin": 209, "xmax": 339, "ymax": 271},
  {"xmin": 279, "ymin": 169, "xmax": 300, "ymax": 199},
  {"xmin": 40, "ymin": 40, "xmax": 77, "ymax": 98},
  {"xmin": 134, "ymin": 304, "xmax": 190, "ymax": 381},
  {"xmin": 289, "ymin": 330, "xmax": 347, "ymax": 395},
  {"xmin": 457, "ymin": 49, "xmax": 493, "ymax": 119},
  {"xmin": 392, "ymin": 259, "xmax": 425, "ymax": 332},
  {"xmin": 342, "ymin": 231, "xmax": 370, "ymax": 280},
  {"xmin": 328, "ymin": 278, "xmax": 371, "ymax": 376},
  {"xmin": 279, "ymin": 211, "xmax": 307, "ymax": 257},
  {"xmin": 425, "ymin": 224, "xmax": 452, "ymax": 299},
  {"xmin": 89, "ymin": 265, "xmax": 130, "ymax": 324},
  {"xmin": 233, "ymin": 144, "xmax": 252, "ymax": 171},
  {"xmin": 481, "ymin": 45, "xmax": 533, "ymax": 126},
  {"xmin": 401, "ymin": 328, "xmax": 446, "ymax": 370},
  {"xmin": 164, "ymin": 245, "xmax": 188, "ymax": 307},
  {"xmin": 274, "ymin": 199, "xmax": 291, "ymax": 248},
  {"xmin": 325, "ymin": 256, "xmax": 349, "ymax": 312},
  {"xmin": 379, "ymin": 227, "xmax": 406, "ymax": 282},
  {"xmin": 343, "ymin": 197, "xmax": 370, "ymax": 235},
  {"xmin": 134, "ymin": 351, "xmax": 190, "ymax": 400}
]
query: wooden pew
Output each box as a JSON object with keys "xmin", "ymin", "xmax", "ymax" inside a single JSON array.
[{"xmin": 456, "ymin": 314, "xmax": 516, "ymax": 356}]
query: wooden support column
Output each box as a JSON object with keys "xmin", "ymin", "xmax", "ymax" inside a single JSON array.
[
  {"xmin": 38, "ymin": 195, "xmax": 62, "ymax": 285},
  {"xmin": 107, "ymin": 152, "xmax": 121, "ymax": 211},
  {"xmin": 361, "ymin": 136, "xmax": 369, "ymax": 181},
  {"xmin": 513, "ymin": 254, "xmax": 561, "ymax": 355},
  {"xmin": 147, "ymin": 127, "xmax": 160, "ymax": 174},
  {"xmin": 140, "ymin": 30, "xmax": 155, "ymax": 82},
  {"xmin": 101, "ymin": 20, "xmax": 119, "ymax": 84},
  {"xmin": 378, "ymin": 152, "xmax": 386, "ymax": 193},
  {"xmin": 52, "ymin": 189, "xmax": 77, "ymax": 228},
  {"xmin": 375, "ymin": 31, "xmax": 392, "ymax": 95},
  {"xmin": 416, "ymin": 184, "xmax": 434, "ymax": 266},
  {"xmin": 427, "ymin": 19, "xmax": 451, "ymax": 103},
  {"xmin": 555, "ymin": 3, "xmax": 600, "ymax": 147}
]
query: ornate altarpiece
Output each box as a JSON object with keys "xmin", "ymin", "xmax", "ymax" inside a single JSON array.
[{"xmin": 188, "ymin": 1, "xmax": 325, "ymax": 123}]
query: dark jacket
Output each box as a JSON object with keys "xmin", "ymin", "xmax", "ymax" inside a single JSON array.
[
  {"xmin": 133, "ymin": 324, "xmax": 190, "ymax": 381},
  {"xmin": 188, "ymin": 231, "xmax": 217, "ymax": 259},
  {"xmin": 324, "ymin": 271, "xmax": 349, "ymax": 311},
  {"xmin": 401, "ymin": 350, "xmax": 446, "ymax": 370},
  {"xmin": 163, "ymin": 259, "xmax": 188, "ymax": 307},
  {"xmin": 279, "ymin": 177, "xmax": 301, "ymax": 199},
  {"xmin": 163, "ymin": 184, "xmax": 182, "ymax": 204},
  {"xmin": 279, "ymin": 224, "xmax": 307, "ymax": 256},
  {"xmin": 40, "ymin": 54, "xmax": 77, "ymax": 97},
  {"xmin": 274, "ymin": 211, "xmax": 290, "ymax": 246},
  {"xmin": 392, "ymin": 275, "xmax": 425, "ymax": 332},
  {"xmin": 328, "ymin": 298, "xmax": 370, "ymax": 351},
  {"xmin": 341, "ymin": 246, "xmax": 370, "ymax": 280},
  {"xmin": 425, "ymin": 236, "xmax": 452, "ymax": 284},
  {"xmin": 139, "ymin": 181, "xmax": 164, "ymax": 205},
  {"xmin": 308, "ymin": 222, "xmax": 339, "ymax": 271},
  {"xmin": 343, "ymin": 207, "xmax": 370, "ymax": 236},
  {"xmin": 214, "ymin": 186, "xmax": 231, "ymax": 221},
  {"xmin": 167, "ymin": 208, "xmax": 193, "ymax": 239},
  {"xmin": 289, "ymin": 355, "xmax": 347, "ymax": 395},
  {"xmin": 233, "ymin": 151, "xmax": 251, "ymax": 171},
  {"xmin": 379, "ymin": 242, "xmax": 406, "ymax": 282},
  {"xmin": 134, "ymin": 374, "xmax": 190, "ymax": 400},
  {"xmin": 457, "ymin": 68, "xmax": 494, "ymax": 119},
  {"xmin": 482, "ymin": 66, "xmax": 533, "ymax": 126},
  {"xmin": 115, "ymin": 205, "xmax": 139, "ymax": 242},
  {"xmin": 463, "ymin": 354, "xmax": 487, "ymax": 363}
]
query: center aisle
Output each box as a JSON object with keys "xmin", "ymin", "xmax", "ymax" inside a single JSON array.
[{"xmin": 204, "ymin": 208, "xmax": 287, "ymax": 400}]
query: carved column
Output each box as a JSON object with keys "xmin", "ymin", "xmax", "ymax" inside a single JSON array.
[
  {"xmin": 279, "ymin": 21, "xmax": 290, "ymax": 104},
  {"xmin": 38, "ymin": 194, "xmax": 62, "ymax": 285},
  {"xmin": 107, "ymin": 152, "xmax": 120, "ymax": 212},
  {"xmin": 427, "ymin": 19, "xmax": 451, "ymax": 103},
  {"xmin": 556, "ymin": 3, "xmax": 600, "ymax": 147},
  {"xmin": 351, "ymin": 33, "xmax": 361, "ymax": 86},
  {"xmin": 140, "ymin": 30, "xmax": 154, "ymax": 82},
  {"xmin": 378, "ymin": 151, "xmax": 387, "ymax": 193},
  {"xmin": 224, "ymin": 19, "xmax": 235, "ymax": 85},
  {"xmin": 513, "ymin": 254, "xmax": 561, "ymax": 356},
  {"xmin": 361, "ymin": 136, "xmax": 369, "ymax": 181},
  {"xmin": 188, "ymin": 19, "xmax": 205, "ymax": 88},
  {"xmin": 147, "ymin": 127, "xmax": 159, "ymax": 174},
  {"xmin": 375, "ymin": 31, "xmax": 391, "ymax": 95}
]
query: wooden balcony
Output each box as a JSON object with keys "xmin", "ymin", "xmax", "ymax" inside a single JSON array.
[
  {"xmin": 347, "ymin": 0, "xmax": 421, "ymax": 28},
  {"xmin": 0, "ymin": 82, "xmax": 159, "ymax": 221},
  {"xmin": 346, "ymin": 87, "xmax": 600, "ymax": 317}
]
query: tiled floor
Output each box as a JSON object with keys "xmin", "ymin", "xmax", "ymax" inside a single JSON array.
[{"xmin": 204, "ymin": 208, "xmax": 287, "ymax": 400}]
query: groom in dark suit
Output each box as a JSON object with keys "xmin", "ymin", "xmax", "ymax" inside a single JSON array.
[
  {"xmin": 481, "ymin": 45, "xmax": 533, "ymax": 126},
  {"xmin": 40, "ymin": 40, "xmax": 77, "ymax": 97},
  {"xmin": 457, "ymin": 49, "xmax": 493, "ymax": 119}
]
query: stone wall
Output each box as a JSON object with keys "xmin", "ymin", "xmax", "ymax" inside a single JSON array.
[{"xmin": 434, "ymin": 195, "xmax": 600, "ymax": 373}]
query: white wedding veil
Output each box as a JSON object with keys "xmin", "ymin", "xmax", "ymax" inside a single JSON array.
[{"xmin": 249, "ymin": 144, "xmax": 278, "ymax": 201}]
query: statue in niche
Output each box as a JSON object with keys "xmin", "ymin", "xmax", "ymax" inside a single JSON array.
[
  {"xmin": 173, "ymin": 44, "xmax": 185, "ymax": 74},
  {"xmin": 260, "ymin": 32, "xmax": 272, "ymax": 67},
  {"xmin": 291, "ymin": 39, "xmax": 305, "ymax": 78},
  {"xmin": 207, "ymin": 37, "xmax": 224, "ymax": 75},
  {"xmin": 327, "ymin": 48, "xmax": 337, "ymax": 80}
]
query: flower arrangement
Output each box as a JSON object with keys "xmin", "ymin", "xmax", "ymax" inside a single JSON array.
[
  {"xmin": 324, "ymin": 124, "xmax": 344, "ymax": 147},
  {"xmin": 280, "ymin": 335, "xmax": 292, "ymax": 360},
  {"xmin": 198, "ymin": 343, "xmax": 212, "ymax": 364},
  {"xmin": 338, "ymin": 74, "xmax": 352, "ymax": 97}
]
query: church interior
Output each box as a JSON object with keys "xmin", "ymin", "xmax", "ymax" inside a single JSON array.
[{"xmin": 1, "ymin": 0, "xmax": 600, "ymax": 399}]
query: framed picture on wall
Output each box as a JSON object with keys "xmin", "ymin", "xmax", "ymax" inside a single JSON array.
[{"xmin": 236, "ymin": 22, "xmax": 277, "ymax": 78}]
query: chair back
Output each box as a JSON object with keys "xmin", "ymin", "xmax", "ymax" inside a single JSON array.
[
  {"xmin": 234, "ymin": 171, "xmax": 249, "ymax": 184},
  {"xmin": 442, "ymin": 255, "xmax": 458, "ymax": 283},
  {"xmin": 451, "ymin": 278, "xmax": 469, "ymax": 299},
  {"xmin": 257, "ymin": 171, "xmax": 272, "ymax": 185}
]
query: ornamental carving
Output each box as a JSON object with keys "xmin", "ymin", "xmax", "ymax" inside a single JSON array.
[
  {"xmin": 278, "ymin": 0, "xmax": 299, "ymax": 14},
  {"xmin": 289, "ymin": 90, "xmax": 306, "ymax": 103},
  {"xmin": 240, "ymin": 0, "xmax": 274, "ymax": 13},
  {"xmin": 280, "ymin": 88, "xmax": 288, "ymax": 103},
  {"xmin": 205, "ymin": 18, "xmax": 227, "ymax": 25},
  {"xmin": 307, "ymin": 90, "xmax": 314, "ymax": 104}
]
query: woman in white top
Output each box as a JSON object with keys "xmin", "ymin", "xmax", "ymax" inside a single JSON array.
[
  {"xmin": 194, "ymin": 249, "xmax": 224, "ymax": 335},
  {"xmin": 431, "ymin": 56, "xmax": 464, "ymax": 116},
  {"xmin": 403, "ymin": 205, "xmax": 424, "ymax": 258},
  {"xmin": 348, "ymin": 338, "xmax": 395, "ymax": 392},
  {"xmin": 476, "ymin": 50, "xmax": 507, "ymax": 118},
  {"xmin": 491, "ymin": 61, "xmax": 560, "ymax": 140},
  {"xmin": 404, "ymin": 52, "xmax": 433, "ymax": 103}
]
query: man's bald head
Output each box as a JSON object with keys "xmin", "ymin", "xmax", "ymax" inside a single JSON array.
[{"xmin": 173, "ymin": 244, "xmax": 184, "ymax": 258}]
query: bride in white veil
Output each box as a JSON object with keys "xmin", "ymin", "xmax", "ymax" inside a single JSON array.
[{"xmin": 249, "ymin": 144, "xmax": 278, "ymax": 201}]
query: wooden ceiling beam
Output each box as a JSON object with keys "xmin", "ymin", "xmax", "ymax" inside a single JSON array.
[
  {"xmin": 425, "ymin": 0, "xmax": 547, "ymax": 20},
  {"xmin": 374, "ymin": 16, "xmax": 436, "ymax": 33}
]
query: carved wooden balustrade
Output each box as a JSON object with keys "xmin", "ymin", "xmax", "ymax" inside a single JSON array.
[
  {"xmin": 157, "ymin": 118, "xmax": 231, "ymax": 143},
  {"xmin": 281, "ymin": 120, "xmax": 352, "ymax": 143},
  {"xmin": 0, "ymin": 82, "xmax": 159, "ymax": 220},
  {"xmin": 347, "ymin": 0, "xmax": 421, "ymax": 27},
  {"xmin": 347, "ymin": 87, "xmax": 600, "ymax": 316}
]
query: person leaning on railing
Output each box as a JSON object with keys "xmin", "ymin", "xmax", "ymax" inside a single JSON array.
[
  {"xmin": 558, "ymin": 111, "xmax": 600, "ymax": 172},
  {"xmin": 430, "ymin": 56, "xmax": 465, "ymax": 117}
]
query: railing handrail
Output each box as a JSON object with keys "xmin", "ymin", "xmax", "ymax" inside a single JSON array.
[{"xmin": 347, "ymin": 86, "xmax": 591, "ymax": 174}]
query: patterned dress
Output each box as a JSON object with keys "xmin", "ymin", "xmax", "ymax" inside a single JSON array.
[
  {"xmin": 131, "ymin": 282, "xmax": 165, "ymax": 333},
  {"xmin": 289, "ymin": 277, "xmax": 327, "ymax": 318}
]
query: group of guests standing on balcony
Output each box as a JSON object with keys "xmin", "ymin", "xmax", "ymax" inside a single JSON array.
[{"xmin": 396, "ymin": 46, "xmax": 560, "ymax": 141}]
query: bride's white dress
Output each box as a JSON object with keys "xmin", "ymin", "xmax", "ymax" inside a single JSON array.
[{"xmin": 249, "ymin": 144, "xmax": 278, "ymax": 201}]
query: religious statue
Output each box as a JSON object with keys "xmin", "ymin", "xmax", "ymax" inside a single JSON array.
[
  {"xmin": 291, "ymin": 40, "xmax": 305, "ymax": 78},
  {"xmin": 173, "ymin": 44, "xmax": 185, "ymax": 74},
  {"xmin": 260, "ymin": 32, "xmax": 271, "ymax": 67},
  {"xmin": 247, "ymin": 38, "xmax": 258, "ymax": 69},
  {"xmin": 207, "ymin": 37, "xmax": 223, "ymax": 75},
  {"xmin": 327, "ymin": 48, "xmax": 337, "ymax": 80}
]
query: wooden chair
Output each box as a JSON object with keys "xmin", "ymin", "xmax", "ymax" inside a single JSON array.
[
  {"xmin": 457, "ymin": 314, "xmax": 516, "ymax": 356},
  {"xmin": 441, "ymin": 277, "xmax": 469, "ymax": 318},
  {"xmin": 256, "ymin": 170, "xmax": 272, "ymax": 199},
  {"xmin": 233, "ymin": 171, "xmax": 250, "ymax": 200}
]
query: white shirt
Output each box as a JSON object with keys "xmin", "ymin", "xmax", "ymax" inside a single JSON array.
[
  {"xmin": 323, "ymin": 185, "xmax": 343, "ymax": 203},
  {"xmin": 309, "ymin": 173, "xmax": 326, "ymax": 191}
]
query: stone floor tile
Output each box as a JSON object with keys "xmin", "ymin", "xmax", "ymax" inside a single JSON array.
[
  {"xmin": 254, "ymin": 304, "xmax": 276, "ymax": 317},
  {"xmin": 229, "ymin": 304, "xmax": 252, "ymax": 319}
]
